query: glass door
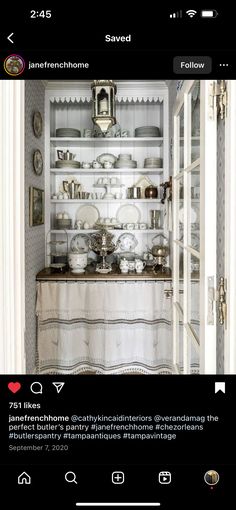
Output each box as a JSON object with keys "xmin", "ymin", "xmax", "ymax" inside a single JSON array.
[{"xmin": 173, "ymin": 80, "xmax": 218, "ymax": 374}]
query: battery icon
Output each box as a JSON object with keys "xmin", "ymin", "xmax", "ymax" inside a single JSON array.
[{"xmin": 201, "ymin": 9, "xmax": 218, "ymax": 18}]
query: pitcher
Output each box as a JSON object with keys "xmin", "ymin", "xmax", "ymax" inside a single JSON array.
[{"xmin": 135, "ymin": 259, "xmax": 146, "ymax": 273}]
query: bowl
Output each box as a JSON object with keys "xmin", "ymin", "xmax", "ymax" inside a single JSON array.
[{"xmin": 68, "ymin": 252, "xmax": 88, "ymax": 272}]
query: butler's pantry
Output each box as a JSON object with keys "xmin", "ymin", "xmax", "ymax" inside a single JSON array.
[{"xmin": 1, "ymin": 79, "xmax": 235, "ymax": 375}]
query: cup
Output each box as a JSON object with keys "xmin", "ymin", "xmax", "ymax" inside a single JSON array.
[
  {"xmin": 104, "ymin": 161, "xmax": 113, "ymax": 169},
  {"xmin": 76, "ymin": 220, "xmax": 83, "ymax": 230},
  {"xmin": 92, "ymin": 161, "xmax": 102, "ymax": 169},
  {"xmin": 83, "ymin": 129, "xmax": 92, "ymax": 138}
]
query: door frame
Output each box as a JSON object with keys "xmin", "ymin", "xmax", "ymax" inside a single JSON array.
[
  {"xmin": 0, "ymin": 80, "xmax": 26, "ymax": 373},
  {"xmin": 224, "ymin": 80, "xmax": 236, "ymax": 373},
  {"xmin": 172, "ymin": 80, "xmax": 218, "ymax": 374}
]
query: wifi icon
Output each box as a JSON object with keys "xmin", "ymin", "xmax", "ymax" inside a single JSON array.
[{"xmin": 186, "ymin": 9, "xmax": 197, "ymax": 17}]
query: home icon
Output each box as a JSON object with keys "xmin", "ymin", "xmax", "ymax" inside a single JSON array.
[{"xmin": 18, "ymin": 472, "xmax": 31, "ymax": 485}]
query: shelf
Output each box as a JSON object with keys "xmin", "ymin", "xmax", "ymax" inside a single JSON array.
[
  {"xmin": 180, "ymin": 137, "xmax": 200, "ymax": 146},
  {"xmin": 50, "ymin": 168, "xmax": 164, "ymax": 175},
  {"xmin": 50, "ymin": 137, "xmax": 163, "ymax": 147},
  {"xmin": 51, "ymin": 199, "xmax": 162, "ymax": 204},
  {"xmin": 179, "ymin": 199, "xmax": 200, "ymax": 203},
  {"xmin": 50, "ymin": 229, "xmax": 163, "ymax": 235}
]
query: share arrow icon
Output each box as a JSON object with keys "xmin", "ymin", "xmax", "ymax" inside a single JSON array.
[{"xmin": 52, "ymin": 382, "xmax": 65, "ymax": 393}]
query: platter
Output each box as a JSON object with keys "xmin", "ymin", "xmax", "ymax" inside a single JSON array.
[
  {"xmin": 116, "ymin": 204, "xmax": 141, "ymax": 224},
  {"xmin": 76, "ymin": 205, "xmax": 99, "ymax": 228}
]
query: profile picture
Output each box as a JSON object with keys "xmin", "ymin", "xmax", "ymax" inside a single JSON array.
[
  {"xmin": 4, "ymin": 54, "xmax": 25, "ymax": 76},
  {"xmin": 204, "ymin": 470, "xmax": 220, "ymax": 486}
]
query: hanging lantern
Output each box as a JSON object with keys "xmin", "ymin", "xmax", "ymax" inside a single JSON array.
[{"xmin": 91, "ymin": 80, "xmax": 117, "ymax": 134}]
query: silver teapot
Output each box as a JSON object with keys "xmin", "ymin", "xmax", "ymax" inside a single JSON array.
[{"xmin": 151, "ymin": 234, "xmax": 169, "ymax": 270}]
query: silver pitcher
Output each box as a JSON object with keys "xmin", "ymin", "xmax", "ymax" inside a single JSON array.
[{"xmin": 63, "ymin": 180, "xmax": 80, "ymax": 199}]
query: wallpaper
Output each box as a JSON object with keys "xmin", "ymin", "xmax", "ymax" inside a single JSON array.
[{"xmin": 25, "ymin": 81, "xmax": 45, "ymax": 373}]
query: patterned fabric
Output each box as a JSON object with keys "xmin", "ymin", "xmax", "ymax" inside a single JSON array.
[
  {"xmin": 36, "ymin": 281, "xmax": 173, "ymax": 374},
  {"xmin": 36, "ymin": 280, "xmax": 200, "ymax": 375}
]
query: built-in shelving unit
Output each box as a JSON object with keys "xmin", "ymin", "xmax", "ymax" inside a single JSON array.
[{"xmin": 45, "ymin": 81, "xmax": 169, "ymax": 265}]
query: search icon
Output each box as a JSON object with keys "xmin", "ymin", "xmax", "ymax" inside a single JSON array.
[
  {"xmin": 30, "ymin": 382, "xmax": 43, "ymax": 394},
  {"xmin": 65, "ymin": 471, "xmax": 77, "ymax": 484}
]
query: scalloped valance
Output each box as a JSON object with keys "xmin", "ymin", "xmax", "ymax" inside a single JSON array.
[{"xmin": 50, "ymin": 96, "xmax": 164, "ymax": 104}]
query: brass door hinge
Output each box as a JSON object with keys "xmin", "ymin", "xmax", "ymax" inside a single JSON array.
[
  {"xmin": 216, "ymin": 276, "xmax": 227, "ymax": 327},
  {"xmin": 209, "ymin": 80, "xmax": 227, "ymax": 120}
]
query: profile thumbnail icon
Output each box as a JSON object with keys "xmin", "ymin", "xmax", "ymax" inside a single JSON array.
[
  {"xmin": 204, "ymin": 470, "xmax": 220, "ymax": 486},
  {"xmin": 4, "ymin": 54, "xmax": 25, "ymax": 76}
]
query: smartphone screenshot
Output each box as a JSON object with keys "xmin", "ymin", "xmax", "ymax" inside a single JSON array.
[{"xmin": 0, "ymin": 6, "xmax": 235, "ymax": 509}]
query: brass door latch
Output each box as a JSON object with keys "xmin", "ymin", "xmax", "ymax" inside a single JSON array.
[
  {"xmin": 160, "ymin": 176, "xmax": 172, "ymax": 204},
  {"xmin": 217, "ymin": 276, "xmax": 227, "ymax": 326}
]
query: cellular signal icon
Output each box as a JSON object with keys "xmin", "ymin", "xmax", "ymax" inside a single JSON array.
[{"xmin": 170, "ymin": 11, "xmax": 182, "ymax": 18}]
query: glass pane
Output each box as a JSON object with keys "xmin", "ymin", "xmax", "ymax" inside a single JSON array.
[
  {"xmin": 177, "ymin": 317, "xmax": 184, "ymax": 373},
  {"xmin": 190, "ymin": 339, "xmax": 200, "ymax": 374},
  {"xmin": 191, "ymin": 81, "xmax": 200, "ymax": 162},
  {"xmin": 190, "ymin": 165, "xmax": 200, "ymax": 248},
  {"xmin": 190, "ymin": 254, "xmax": 200, "ymax": 339},
  {"xmin": 179, "ymin": 105, "xmax": 184, "ymax": 171},
  {"xmin": 178, "ymin": 176, "xmax": 184, "ymax": 241},
  {"xmin": 179, "ymin": 245, "xmax": 184, "ymax": 279}
]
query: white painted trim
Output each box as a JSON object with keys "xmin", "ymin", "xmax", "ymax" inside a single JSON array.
[
  {"xmin": 173, "ymin": 80, "xmax": 217, "ymax": 375},
  {"xmin": 0, "ymin": 81, "xmax": 25, "ymax": 373},
  {"xmin": 45, "ymin": 80, "xmax": 167, "ymax": 103},
  {"xmin": 224, "ymin": 80, "xmax": 236, "ymax": 373},
  {"xmin": 200, "ymin": 81, "xmax": 217, "ymax": 374}
]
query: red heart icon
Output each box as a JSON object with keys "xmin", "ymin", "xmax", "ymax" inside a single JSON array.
[{"xmin": 8, "ymin": 382, "xmax": 21, "ymax": 393}]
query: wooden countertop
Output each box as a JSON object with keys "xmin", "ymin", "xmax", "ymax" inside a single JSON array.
[{"xmin": 36, "ymin": 265, "xmax": 172, "ymax": 281}]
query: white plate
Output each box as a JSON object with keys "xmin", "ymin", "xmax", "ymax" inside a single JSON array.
[
  {"xmin": 70, "ymin": 234, "xmax": 90, "ymax": 252},
  {"xmin": 118, "ymin": 233, "xmax": 138, "ymax": 251},
  {"xmin": 179, "ymin": 206, "xmax": 197, "ymax": 224},
  {"xmin": 97, "ymin": 153, "xmax": 117, "ymax": 164},
  {"xmin": 76, "ymin": 205, "xmax": 99, "ymax": 227},
  {"xmin": 116, "ymin": 204, "xmax": 141, "ymax": 224}
]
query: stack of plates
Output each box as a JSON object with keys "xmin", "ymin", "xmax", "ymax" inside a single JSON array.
[
  {"xmin": 56, "ymin": 128, "xmax": 81, "ymax": 137},
  {"xmin": 144, "ymin": 157, "xmax": 163, "ymax": 168},
  {"xmin": 115, "ymin": 154, "xmax": 137, "ymax": 169},
  {"xmin": 135, "ymin": 126, "xmax": 160, "ymax": 137},
  {"xmin": 55, "ymin": 160, "xmax": 80, "ymax": 168},
  {"xmin": 118, "ymin": 154, "xmax": 132, "ymax": 160}
]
